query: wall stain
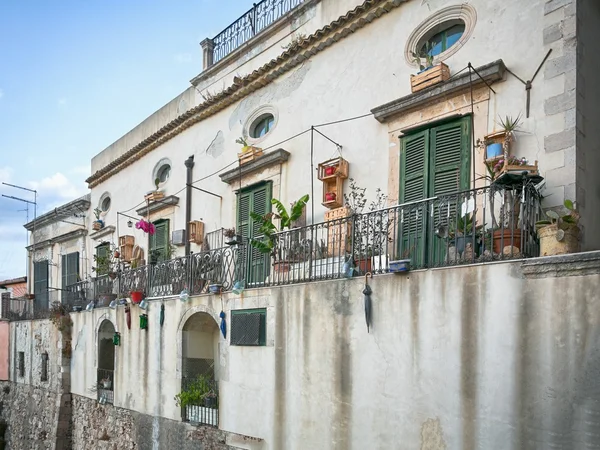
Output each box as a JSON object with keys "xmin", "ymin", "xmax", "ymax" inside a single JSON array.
[
  {"xmin": 460, "ymin": 269, "xmax": 478, "ymax": 450},
  {"xmin": 420, "ymin": 417, "xmax": 447, "ymax": 450},
  {"xmin": 206, "ymin": 130, "xmax": 225, "ymax": 158},
  {"xmin": 273, "ymin": 289, "xmax": 287, "ymax": 449}
]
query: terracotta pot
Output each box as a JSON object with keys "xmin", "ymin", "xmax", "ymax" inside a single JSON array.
[
  {"xmin": 355, "ymin": 258, "xmax": 372, "ymax": 274},
  {"xmin": 492, "ymin": 229, "xmax": 522, "ymax": 255},
  {"xmin": 538, "ymin": 224, "xmax": 580, "ymax": 256},
  {"xmin": 325, "ymin": 193, "xmax": 337, "ymax": 202},
  {"xmin": 325, "ymin": 166, "xmax": 336, "ymax": 176},
  {"xmin": 130, "ymin": 291, "xmax": 143, "ymax": 304},
  {"xmin": 272, "ymin": 261, "xmax": 291, "ymax": 273}
]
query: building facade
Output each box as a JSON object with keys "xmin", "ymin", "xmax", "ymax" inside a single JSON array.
[{"xmin": 2, "ymin": 0, "xmax": 600, "ymax": 449}]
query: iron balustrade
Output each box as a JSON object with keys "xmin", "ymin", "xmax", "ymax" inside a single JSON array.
[
  {"xmin": 97, "ymin": 368, "xmax": 114, "ymax": 405},
  {"xmin": 212, "ymin": 0, "xmax": 306, "ymax": 63},
  {"xmin": 181, "ymin": 376, "xmax": 219, "ymax": 427}
]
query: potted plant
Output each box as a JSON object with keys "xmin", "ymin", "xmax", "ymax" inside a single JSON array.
[
  {"xmin": 449, "ymin": 212, "xmax": 483, "ymax": 257},
  {"xmin": 536, "ymin": 199, "xmax": 580, "ymax": 256},
  {"xmin": 409, "ymin": 43, "xmax": 450, "ymax": 93},
  {"xmin": 204, "ymin": 391, "xmax": 217, "ymax": 408},
  {"xmin": 236, "ymin": 137, "xmax": 263, "ymax": 164},
  {"xmin": 249, "ymin": 194, "xmax": 310, "ymax": 273},
  {"xmin": 223, "ymin": 227, "xmax": 241, "ymax": 246},
  {"xmin": 145, "ymin": 178, "xmax": 164, "ymax": 202},
  {"xmin": 92, "ymin": 208, "xmax": 104, "ymax": 231},
  {"xmin": 174, "ymin": 374, "xmax": 216, "ymax": 412}
]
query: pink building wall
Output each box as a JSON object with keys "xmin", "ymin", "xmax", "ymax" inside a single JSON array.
[{"xmin": 0, "ymin": 321, "xmax": 9, "ymax": 380}]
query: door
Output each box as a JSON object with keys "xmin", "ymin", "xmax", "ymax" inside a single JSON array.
[
  {"xmin": 399, "ymin": 116, "xmax": 471, "ymax": 266},
  {"xmin": 61, "ymin": 252, "xmax": 79, "ymax": 302},
  {"xmin": 237, "ymin": 182, "xmax": 272, "ymax": 284},
  {"xmin": 33, "ymin": 260, "xmax": 49, "ymax": 310},
  {"xmin": 149, "ymin": 219, "xmax": 169, "ymax": 264}
]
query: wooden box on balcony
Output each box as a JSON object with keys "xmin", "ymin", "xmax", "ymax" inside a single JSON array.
[
  {"xmin": 322, "ymin": 177, "xmax": 344, "ymax": 209},
  {"xmin": 324, "ymin": 207, "xmax": 352, "ymax": 258},
  {"xmin": 237, "ymin": 147, "xmax": 263, "ymax": 165},
  {"xmin": 189, "ymin": 220, "xmax": 205, "ymax": 245},
  {"xmin": 410, "ymin": 63, "xmax": 450, "ymax": 93},
  {"xmin": 317, "ymin": 157, "xmax": 349, "ymax": 181},
  {"xmin": 119, "ymin": 235, "xmax": 135, "ymax": 247},
  {"xmin": 119, "ymin": 244, "xmax": 134, "ymax": 263},
  {"xmin": 324, "ymin": 206, "xmax": 351, "ymax": 221},
  {"xmin": 144, "ymin": 191, "xmax": 165, "ymax": 202}
]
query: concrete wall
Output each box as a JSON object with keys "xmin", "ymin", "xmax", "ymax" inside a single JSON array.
[
  {"xmin": 576, "ymin": 0, "xmax": 600, "ymax": 250},
  {"xmin": 0, "ymin": 321, "xmax": 9, "ymax": 381},
  {"xmin": 66, "ymin": 252, "xmax": 600, "ymax": 449},
  {"xmin": 84, "ymin": 0, "xmax": 587, "ymax": 276}
]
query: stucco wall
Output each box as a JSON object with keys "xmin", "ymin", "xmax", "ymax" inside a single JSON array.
[
  {"xmin": 67, "ymin": 252, "xmax": 600, "ymax": 449},
  {"xmin": 0, "ymin": 321, "xmax": 9, "ymax": 381}
]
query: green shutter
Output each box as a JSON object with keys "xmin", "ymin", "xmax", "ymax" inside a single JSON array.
[
  {"xmin": 61, "ymin": 252, "xmax": 79, "ymax": 288},
  {"xmin": 96, "ymin": 243, "xmax": 110, "ymax": 275},
  {"xmin": 150, "ymin": 220, "xmax": 169, "ymax": 263},
  {"xmin": 34, "ymin": 260, "xmax": 49, "ymax": 308},
  {"xmin": 429, "ymin": 117, "xmax": 471, "ymax": 195},
  {"xmin": 237, "ymin": 182, "xmax": 272, "ymax": 284}
]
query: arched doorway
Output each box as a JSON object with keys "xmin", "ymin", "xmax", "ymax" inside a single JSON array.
[
  {"xmin": 181, "ymin": 312, "xmax": 220, "ymax": 426},
  {"xmin": 97, "ymin": 320, "xmax": 115, "ymax": 404}
]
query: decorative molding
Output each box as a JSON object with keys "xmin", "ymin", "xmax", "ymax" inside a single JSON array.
[
  {"xmin": 371, "ymin": 59, "xmax": 506, "ymax": 123},
  {"xmin": 135, "ymin": 195, "xmax": 180, "ymax": 216},
  {"xmin": 27, "ymin": 228, "xmax": 87, "ymax": 250},
  {"xmin": 219, "ymin": 149, "xmax": 291, "ymax": 184},
  {"xmin": 24, "ymin": 195, "xmax": 90, "ymax": 231},
  {"xmin": 243, "ymin": 105, "xmax": 279, "ymax": 146},
  {"xmin": 404, "ymin": 4, "xmax": 477, "ymax": 69},
  {"xmin": 521, "ymin": 251, "xmax": 600, "ymax": 278},
  {"xmin": 89, "ymin": 225, "xmax": 116, "ymax": 241},
  {"xmin": 85, "ymin": 0, "xmax": 408, "ymax": 188}
]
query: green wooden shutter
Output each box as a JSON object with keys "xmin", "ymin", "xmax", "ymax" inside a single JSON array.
[
  {"xmin": 237, "ymin": 183, "xmax": 272, "ymax": 284},
  {"xmin": 34, "ymin": 260, "xmax": 49, "ymax": 308},
  {"xmin": 399, "ymin": 130, "xmax": 429, "ymax": 266},
  {"xmin": 61, "ymin": 252, "xmax": 79, "ymax": 288},
  {"xmin": 150, "ymin": 220, "xmax": 169, "ymax": 263},
  {"xmin": 96, "ymin": 243, "xmax": 110, "ymax": 275}
]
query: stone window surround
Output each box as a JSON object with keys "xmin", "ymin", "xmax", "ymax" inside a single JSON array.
[
  {"xmin": 152, "ymin": 157, "xmax": 172, "ymax": 188},
  {"xmin": 404, "ymin": 4, "xmax": 477, "ymax": 69},
  {"xmin": 243, "ymin": 105, "xmax": 279, "ymax": 145},
  {"xmin": 98, "ymin": 191, "xmax": 111, "ymax": 217}
]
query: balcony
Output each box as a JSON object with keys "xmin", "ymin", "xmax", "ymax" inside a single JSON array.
[{"xmin": 201, "ymin": 0, "xmax": 308, "ymax": 70}]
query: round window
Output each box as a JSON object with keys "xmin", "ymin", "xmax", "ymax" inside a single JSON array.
[
  {"xmin": 157, "ymin": 164, "xmax": 171, "ymax": 183},
  {"xmin": 101, "ymin": 196, "xmax": 111, "ymax": 212},
  {"xmin": 419, "ymin": 21, "xmax": 465, "ymax": 58},
  {"xmin": 250, "ymin": 114, "xmax": 275, "ymax": 139}
]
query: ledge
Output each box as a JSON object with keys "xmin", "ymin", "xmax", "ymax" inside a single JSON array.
[
  {"xmin": 371, "ymin": 59, "xmax": 506, "ymax": 123},
  {"xmin": 89, "ymin": 225, "xmax": 116, "ymax": 241},
  {"xmin": 521, "ymin": 250, "xmax": 600, "ymax": 278},
  {"xmin": 219, "ymin": 149, "xmax": 291, "ymax": 185},
  {"xmin": 28, "ymin": 228, "xmax": 87, "ymax": 250},
  {"xmin": 135, "ymin": 195, "xmax": 180, "ymax": 216}
]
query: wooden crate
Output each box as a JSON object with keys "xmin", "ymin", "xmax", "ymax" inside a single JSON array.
[
  {"xmin": 238, "ymin": 147, "xmax": 263, "ymax": 165},
  {"xmin": 119, "ymin": 235, "xmax": 135, "ymax": 247},
  {"xmin": 410, "ymin": 63, "xmax": 450, "ymax": 93},
  {"xmin": 324, "ymin": 206, "xmax": 351, "ymax": 222},
  {"xmin": 322, "ymin": 177, "xmax": 343, "ymax": 209},
  {"xmin": 324, "ymin": 206, "xmax": 352, "ymax": 257},
  {"xmin": 189, "ymin": 220, "xmax": 205, "ymax": 245},
  {"xmin": 119, "ymin": 244, "xmax": 134, "ymax": 263},
  {"xmin": 501, "ymin": 160, "xmax": 539, "ymax": 176},
  {"xmin": 317, "ymin": 157, "xmax": 349, "ymax": 181},
  {"xmin": 144, "ymin": 191, "xmax": 164, "ymax": 202}
]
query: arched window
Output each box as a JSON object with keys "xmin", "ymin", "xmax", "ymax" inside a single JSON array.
[
  {"xmin": 250, "ymin": 114, "xmax": 275, "ymax": 138},
  {"xmin": 419, "ymin": 22, "xmax": 465, "ymax": 57},
  {"xmin": 180, "ymin": 312, "xmax": 220, "ymax": 426},
  {"xmin": 97, "ymin": 320, "xmax": 115, "ymax": 404}
]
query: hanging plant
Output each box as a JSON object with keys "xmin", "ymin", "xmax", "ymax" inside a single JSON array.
[{"xmin": 135, "ymin": 219, "xmax": 156, "ymax": 235}]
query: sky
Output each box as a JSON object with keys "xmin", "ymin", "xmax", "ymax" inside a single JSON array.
[{"xmin": 0, "ymin": 0, "xmax": 251, "ymax": 280}]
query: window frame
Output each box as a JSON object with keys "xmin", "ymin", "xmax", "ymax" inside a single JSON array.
[
  {"xmin": 250, "ymin": 114, "xmax": 275, "ymax": 139},
  {"xmin": 230, "ymin": 308, "xmax": 267, "ymax": 346},
  {"xmin": 17, "ymin": 351, "xmax": 24, "ymax": 377},
  {"xmin": 420, "ymin": 22, "xmax": 466, "ymax": 58}
]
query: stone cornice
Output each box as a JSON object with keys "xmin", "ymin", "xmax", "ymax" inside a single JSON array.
[
  {"xmin": 27, "ymin": 228, "xmax": 87, "ymax": 250},
  {"xmin": 89, "ymin": 225, "xmax": 116, "ymax": 241},
  {"xmin": 24, "ymin": 195, "xmax": 90, "ymax": 231},
  {"xmin": 371, "ymin": 60, "xmax": 506, "ymax": 123},
  {"xmin": 135, "ymin": 195, "xmax": 180, "ymax": 216},
  {"xmin": 85, "ymin": 0, "xmax": 407, "ymax": 188},
  {"xmin": 521, "ymin": 251, "xmax": 600, "ymax": 278},
  {"xmin": 219, "ymin": 149, "xmax": 290, "ymax": 184}
]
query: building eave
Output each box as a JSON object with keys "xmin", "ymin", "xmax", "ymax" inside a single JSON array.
[
  {"xmin": 24, "ymin": 195, "xmax": 91, "ymax": 231},
  {"xmin": 85, "ymin": 0, "xmax": 407, "ymax": 188}
]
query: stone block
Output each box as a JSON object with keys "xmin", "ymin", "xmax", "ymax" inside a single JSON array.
[
  {"xmin": 546, "ymin": 162, "xmax": 576, "ymax": 189},
  {"xmin": 545, "ymin": 128, "xmax": 576, "ymax": 153},
  {"xmin": 543, "ymin": 23, "xmax": 563, "ymax": 45},
  {"xmin": 544, "ymin": 52, "xmax": 576, "ymax": 79},
  {"xmin": 541, "ymin": 185, "xmax": 565, "ymax": 207},
  {"xmin": 545, "ymin": 0, "xmax": 570, "ymax": 15},
  {"xmin": 564, "ymin": 182, "xmax": 577, "ymax": 202},
  {"xmin": 562, "ymin": 14, "xmax": 576, "ymax": 39},
  {"xmin": 544, "ymin": 89, "xmax": 575, "ymax": 115},
  {"xmin": 542, "ymin": 148, "xmax": 565, "ymax": 171},
  {"xmin": 565, "ymin": 109, "xmax": 576, "ymax": 128}
]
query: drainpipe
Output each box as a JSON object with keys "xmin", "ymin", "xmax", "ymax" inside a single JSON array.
[{"xmin": 184, "ymin": 155, "xmax": 195, "ymax": 256}]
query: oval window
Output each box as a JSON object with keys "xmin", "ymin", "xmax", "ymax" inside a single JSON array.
[
  {"xmin": 250, "ymin": 114, "xmax": 275, "ymax": 138},
  {"xmin": 101, "ymin": 196, "xmax": 111, "ymax": 212},
  {"xmin": 419, "ymin": 21, "xmax": 465, "ymax": 58},
  {"xmin": 157, "ymin": 164, "xmax": 171, "ymax": 183}
]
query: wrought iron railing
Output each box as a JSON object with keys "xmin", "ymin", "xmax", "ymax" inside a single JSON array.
[
  {"xmin": 212, "ymin": 0, "xmax": 306, "ymax": 63},
  {"xmin": 2, "ymin": 290, "xmax": 60, "ymax": 321},
  {"xmin": 181, "ymin": 375, "xmax": 219, "ymax": 427},
  {"xmin": 62, "ymin": 280, "xmax": 92, "ymax": 312},
  {"xmin": 97, "ymin": 368, "xmax": 114, "ymax": 404}
]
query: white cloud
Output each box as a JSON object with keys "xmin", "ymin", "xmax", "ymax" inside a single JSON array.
[
  {"xmin": 173, "ymin": 53, "xmax": 193, "ymax": 64},
  {"xmin": 29, "ymin": 172, "xmax": 87, "ymax": 203}
]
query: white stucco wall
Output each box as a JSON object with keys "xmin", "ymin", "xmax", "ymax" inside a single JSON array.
[
  {"xmin": 85, "ymin": 0, "xmax": 579, "ymax": 275},
  {"xmin": 68, "ymin": 253, "xmax": 600, "ymax": 449}
]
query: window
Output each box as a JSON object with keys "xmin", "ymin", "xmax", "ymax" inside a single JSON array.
[
  {"xmin": 149, "ymin": 220, "xmax": 170, "ymax": 264},
  {"xmin": 231, "ymin": 309, "xmax": 266, "ymax": 346},
  {"xmin": 95, "ymin": 243, "xmax": 110, "ymax": 275},
  {"xmin": 17, "ymin": 351, "xmax": 24, "ymax": 377},
  {"xmin": 157, "ymin": 164, "xmax": 171, "ymax": 183},
  {"xmin": 399, "ymin": 116, "xmax": 471, "ymax": 266},
  {"xmin": 237, "ymin": 182, "xmax": 272, "ymax": 283},
  {"xmin": 250, "ymin": 114, "xmax": 275, "ymax": 138},
  {"xmin": 101, "ymin": 196, "xmax": 111, "ymax": 212},
  {"xmin": 61, "ymin": 252, "xmax": 79, "ymax": 290},
  {"xmin": 33, "ymin": 260, "xmax": 49, "ymax": 309},
  {"xmin": 419, "ymin": 22, "xmax": 465, "ymax": 58},
  {"xmin": 41, "ymin": 353, "xmax": 48, "ymax": 382}
]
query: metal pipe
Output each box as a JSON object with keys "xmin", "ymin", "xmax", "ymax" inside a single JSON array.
[{"xmin": 184, "ymin": 155, "xmax": 195, "ymax": 256}]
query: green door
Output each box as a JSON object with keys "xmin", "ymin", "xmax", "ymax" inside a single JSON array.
[
  {"xmin": 33, "ymin": 260, "xmax": 49, "ymax": 309},
  {"xmin": 149, "ymin": 219, "xmax": 169, "ymax": 264},
  {"xmin": 399, "ymin": 116, "xmax": 471, "ymax": 266},
  {"xmin": 61, "ymin": 252, "xmax": 79, "ymax": 302},
  {"xmin": 237, "ymin": 182, "xmax": 272, "ymax": 284}
]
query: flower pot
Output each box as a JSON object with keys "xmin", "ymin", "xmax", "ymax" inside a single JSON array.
[
  {"xmin": 209, "ymin": 284, "xmax": 222, "ymax": 294},
  {"xmin": 454, "ymin": 235, "xmax": 480, "ymax": 257},
  {"xmin": 389, "ymin": 259, "xmax": 410, "ymax": 273},
  {"xmin": 130, "ymin": 291, "xmax": 143, "ymax": 304},
  {"xmin": 492, "ymin": 229, "xmax": 522, "ymax": 255},
  {"xmin": 226, "ymin": 235, "xmax": 242, "ymax": 246},
  {"xmin": 325, "ymin": 166, "xmax": 336, "ymax": 176},
  {"xmin": 92, "ymin": 220, "xmax": 104, "ymax": 231},
  {"xmin": 486, "ymin": 143, "xmax": 503, "ymax": 159},
  {"xmin": 325, "ymin": 193, "xmax": 337, "ymax": 202},
  {"xmin": 272, "ymin": 261, "xmax": 291, "ymax": 273},
  {"xmin": 114, "ymin": 251, "xmax": 120, "ymax": 259},
  {"xmin": 538, "ymin": 224, "xmax": 580, "ymax": 256},
  {"xmin": 108, "ymin": 272, "xmax": 117, "ymax": 280},
  {"xmin": 355, "ymin": 258, "xmax": 372, "ymax": 275}
]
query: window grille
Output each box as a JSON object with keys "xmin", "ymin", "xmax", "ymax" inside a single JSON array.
[
  {"xmin": 41, "ymin": 352, "xmax": 48, "ymax": 381},
  {"xmin": 231, "ymin": 309, "xmax": 266, "ymax": 346},
  {"xmin": 17, "ymin": 352, "xmax": 24, "ymax": 377}
]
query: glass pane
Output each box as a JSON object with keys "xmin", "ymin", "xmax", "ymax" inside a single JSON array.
[
  {"xmin": 444, "ymin": 24, "xmax": 465, "ymax": 50},
  {"xmin": 158, "ymin": 165, "xmax": 171, "ymax": 182},
  {"xmin": 252, "ymin": 115, "xmax": 274, "ymax": 138}
]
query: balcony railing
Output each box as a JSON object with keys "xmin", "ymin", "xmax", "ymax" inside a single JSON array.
[
  {"xmin": 1, "ymin": 290, "xmax": 60, "ymax": 321},
  {"xmin": 212, "ymin": 0, "xmax": 307, "ymax": 63},
  {"xmin": 97, "ymin": 368, "xmax": 114, "ymax": 405}
]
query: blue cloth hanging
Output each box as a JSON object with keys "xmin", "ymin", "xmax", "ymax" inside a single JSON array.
[{"xmin": 219, "ymin": 310, "xmax": 227, "ymax": 338}]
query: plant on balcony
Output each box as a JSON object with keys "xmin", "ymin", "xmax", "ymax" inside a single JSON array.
[
  {"xmin": 175, "ymin": 374, "xmax": 216, "ymax": 409},
  {"xmin": 249, "ymin": 195, "xmax": 310, "ymax": 272},
  {"xmin": 223, "ymin": 227, "xmax": 241, "ymax": 246},
  {"xmin": 411, "ymin": 42, "xmax": 435, "ymax": 72},
  {"xmin": 536, "ymin": 199, "xmax": 580, "ymax": 256},
  {"xmin": 92, "ymin": 208, "xmax": 104, "ymax": 231}
]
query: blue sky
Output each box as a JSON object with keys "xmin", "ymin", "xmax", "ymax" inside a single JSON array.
[{"xmin": 0, "ymin": 0, "xmax": 251, "ymax": 280}]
